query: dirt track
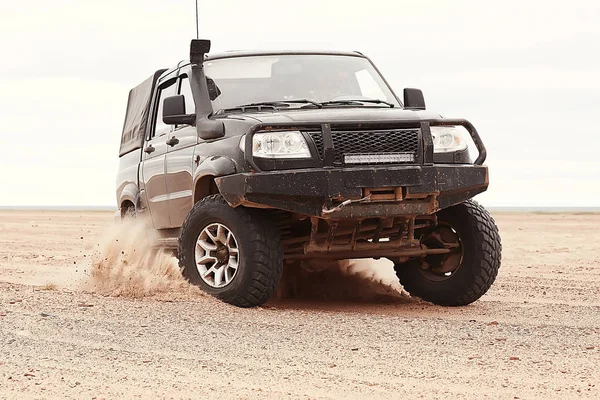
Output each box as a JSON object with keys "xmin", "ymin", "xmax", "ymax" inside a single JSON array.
[{"xmin": 1, "ymin": 210, "xmax": 599, "ymax": 399}]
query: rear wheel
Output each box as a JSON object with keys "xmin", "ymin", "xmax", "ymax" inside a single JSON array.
[
  {"xmin": 178, "ymin": 194, "xmax": 283, "ymax": 307},
  {"xmin": 394, "ymin": 200, "xmax": 501, "ymax": 306},
  {"xmin": 121, "ymin": 204, "xmax": 136, "ymax": 220}
]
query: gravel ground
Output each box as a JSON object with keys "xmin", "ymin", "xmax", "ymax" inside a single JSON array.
[{"xmin": 1, "ymin": 210, "xmax": 599, "ymax": 399}]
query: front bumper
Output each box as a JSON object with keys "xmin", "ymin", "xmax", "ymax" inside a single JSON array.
[{"xmin": 215, "ymin": 164, "xmax": 488, "ymax": 218}]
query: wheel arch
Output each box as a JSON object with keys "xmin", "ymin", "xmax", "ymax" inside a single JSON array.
[
  {"xmin": 193, "ymin": 156, "xmax": 237, "ymax": 204},
  {"xmin": 118, "ymin": 182, "xmax": 139, "ymax": 212}
]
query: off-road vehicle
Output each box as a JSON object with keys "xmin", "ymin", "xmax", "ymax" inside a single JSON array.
[{"xmin": 116, "ymin": 39, "xmax": 501, "ymax": 307}]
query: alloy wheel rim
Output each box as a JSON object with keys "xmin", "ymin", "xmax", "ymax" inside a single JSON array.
[{"xmin": 194, "ymin": 223, "xmax": 240, "ymax": 288}]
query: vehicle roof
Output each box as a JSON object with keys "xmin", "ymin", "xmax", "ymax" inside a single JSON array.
[{"xmin": 205, "ymin": 49, "xmax": 365, "ymax": 60}]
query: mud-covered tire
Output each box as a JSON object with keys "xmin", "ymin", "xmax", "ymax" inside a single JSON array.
[
  {"xmin": 394, "ymin": 200, "xmax": 502, "ymax": 306},
  {"xmin": 178, "ymin": 194, "xmax": 283, "ymax": 307}
]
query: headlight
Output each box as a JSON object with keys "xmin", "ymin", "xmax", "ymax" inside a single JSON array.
[
  {"xmin": 430, "ymin": 126, "xmax": 468, "ymax": 153},
  {"xmin": 243, "ymin": 130, "xmax": 311, "ymax": 159}
]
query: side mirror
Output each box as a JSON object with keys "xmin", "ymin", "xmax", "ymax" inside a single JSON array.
[
  {"xmin": 162, "ymin": 95, "xmax": 196, "ymax": 125},
  {"xmin": 403, "ymin": 88, "xmax": 426, "ymax": 110}
]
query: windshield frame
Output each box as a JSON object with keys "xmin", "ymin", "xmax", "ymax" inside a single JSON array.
[{"xmin": 192, "ymin": 52, "xmax": 403, "ymax": 111}]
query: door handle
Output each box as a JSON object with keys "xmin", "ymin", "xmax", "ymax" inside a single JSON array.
[
  {"xmin": 166, "ymin": 136, "xmax": 180, "ymax": 146},
  {"xmin": 144, "ymin": 145, "xmax": 155, "ymax": 154}
]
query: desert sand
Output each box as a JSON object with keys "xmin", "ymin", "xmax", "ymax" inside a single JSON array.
[{"xmin": 1, "ymin": 210, "xmax": 599, "ymax": 399}]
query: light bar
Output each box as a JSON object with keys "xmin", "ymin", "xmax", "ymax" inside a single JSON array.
[{"xmin": 344, "ymin": 152, "xmax": 415, "ymax": 164}]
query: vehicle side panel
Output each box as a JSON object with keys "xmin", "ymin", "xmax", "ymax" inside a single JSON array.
[
  {"xmin": 140, "ymin": 133, "xmax": 171, "ymax": 228},
  {"xmin": 165, "ymin": 125, "xmax": 197, "ymax": 228}
]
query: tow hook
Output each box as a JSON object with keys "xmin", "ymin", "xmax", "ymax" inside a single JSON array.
[{"xmin": 322, "ymin": 194, "xmax": 372, "ymax": 215}]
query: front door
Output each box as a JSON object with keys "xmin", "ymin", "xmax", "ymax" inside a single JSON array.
[
  {"xmin": 165, "ymin": 71, "xmax": 198, "ymax": 228},
  {"xmin": 140, "ymin": 77, "xmax": 178, "ymax": 229}
]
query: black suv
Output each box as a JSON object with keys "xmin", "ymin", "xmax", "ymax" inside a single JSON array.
[{"xmin": 116, "ymin": 39, "xmax": 502, "ymax": 307}]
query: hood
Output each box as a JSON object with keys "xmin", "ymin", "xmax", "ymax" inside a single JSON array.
[{"xmin": 231, "ymin": 107, "xmax": 443, "ymax": 125}]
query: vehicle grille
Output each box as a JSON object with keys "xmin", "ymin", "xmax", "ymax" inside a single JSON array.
[{"xmin": 307, "ymin": 128, "xmax": 420, "ymax": 165}]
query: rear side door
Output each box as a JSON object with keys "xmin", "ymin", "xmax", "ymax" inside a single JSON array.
[
  {"xmin": 140, "ymin": 77, "xmax": 178, "ymax": 229},
  {"xmin": 165, "ymin": 70, "xmax": 198, "ymax": 228}
]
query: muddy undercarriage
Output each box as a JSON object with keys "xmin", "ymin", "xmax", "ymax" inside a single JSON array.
[{"xmin": 278, "ymin": 212, "xmax": 453, "ymax": 261}]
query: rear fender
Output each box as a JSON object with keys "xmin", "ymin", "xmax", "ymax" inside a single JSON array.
[{"xmin": 118, "ymin": 182, "xmax": 140, "ymax": 210}]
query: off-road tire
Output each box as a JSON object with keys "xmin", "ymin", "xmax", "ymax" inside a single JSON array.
[
  {"xmin": 394, "ymin": 200, "xmax": 501, "ymax": 306},
  {"xmin": 178, "ymin": 194, "xmax": 283, "ymax": 307},
  {"xmin": 121, "ymin": 205, "xmax": 136, "ymax": 220}
]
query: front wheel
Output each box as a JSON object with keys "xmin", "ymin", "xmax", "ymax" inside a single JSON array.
[
  {"xmin": 178, "ymin": 194, "xmax": 283, "ymax": 307},
  {"xmin": 394, "ymin": 200, "xmax": 502, "ymax": 306}
]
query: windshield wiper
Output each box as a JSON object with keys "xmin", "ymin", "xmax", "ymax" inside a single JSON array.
[
  {"xmin": 280, "ymin": 99, "xmax": 322, "ymax": 108},
  {"xmin": 320, "ymin": 99, "xmax": 395, "ymax": 108},
  {"xmin": 236, "ymin": 99, "xmax": 322, "ymax": 109}
]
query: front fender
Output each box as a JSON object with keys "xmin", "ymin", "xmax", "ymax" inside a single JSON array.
[{"xmin": 193, "ymin": 156, "xmax": 237, "ymax": 200}]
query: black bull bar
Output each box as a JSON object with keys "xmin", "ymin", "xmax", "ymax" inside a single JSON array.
[
  {"xmin": 216, "ymin": 119, "xmax": 489, "ymax": 218},
  {"xmin": 243, "ymin": 119, "xmax": 487, "ymax": 171}
]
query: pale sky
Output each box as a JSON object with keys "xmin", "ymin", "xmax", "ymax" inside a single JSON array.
[{"xmin": 1, "ymin": 0, "xmax": 599, "ymax": 207}]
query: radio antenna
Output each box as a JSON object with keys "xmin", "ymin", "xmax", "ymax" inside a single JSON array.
[{"xmin": 195, "ymin": 0, "xmax": 199, "ymax": 39}]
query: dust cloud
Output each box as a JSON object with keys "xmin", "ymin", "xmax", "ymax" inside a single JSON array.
[
  {"xmin": 275, "ymin": 259, "xmax": 411, "ymax": 303},
  {"xmin": 87, "ymin": 218, "xmax": 197, "ymax": 299}
]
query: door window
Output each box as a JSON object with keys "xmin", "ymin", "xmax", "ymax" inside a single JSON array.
[
  {"xmin": 152, "ymin": 80, "xmax": 177, "ymax": 138},
  {"xmin": 179, "ymin": 76, "xmax": 195, "ymax": 115}
]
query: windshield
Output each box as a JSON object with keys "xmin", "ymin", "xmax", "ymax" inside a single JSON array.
[{"xmin": 203, "ymin": 54, "xmax": 400, "ymax": 111}]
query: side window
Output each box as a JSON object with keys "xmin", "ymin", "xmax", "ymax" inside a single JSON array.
[
  {"xmin": 355, "ymin": 69, "xmax": 386, "ymax": 100},
  {"xmin": 152, "ymin": 80, "xmax": 177, "ymax": 138},
  {"xmin": 179, "ymin": 76, "xmax": 195, "ymax": 115}
]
